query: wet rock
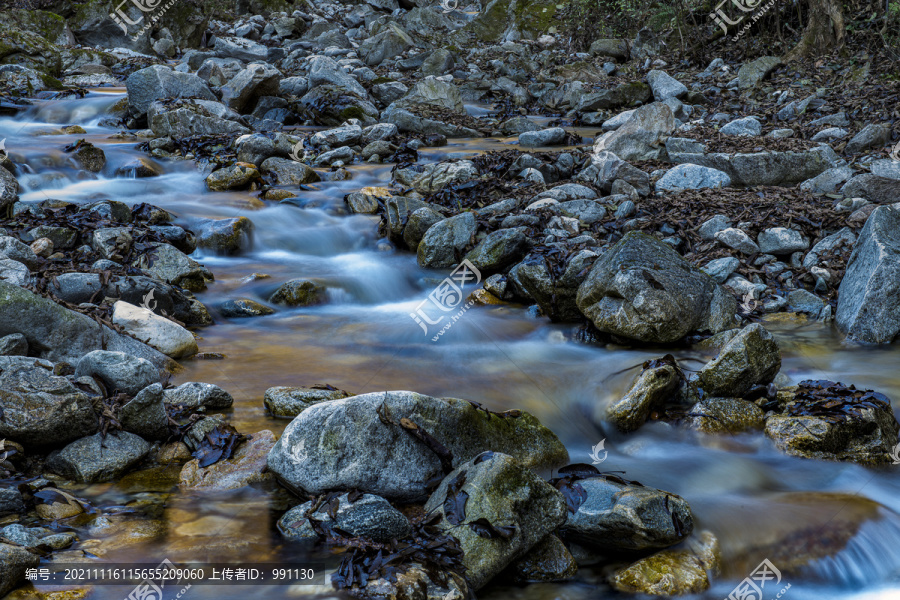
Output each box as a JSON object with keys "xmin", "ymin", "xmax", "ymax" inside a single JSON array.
[
  {"xmin": 311, "ymin": 124, "xmax": 362, "ymax": 147},
  {"xmin": 345, "ymin": 188, "xmax": 387, "ymax": 214},
  {"xmin": 519, "ymin": 127, "xmax": 566, "ymax": 147},
  {"xmin": 836, "ymin": 205, "xmax": 900, "ymax": 343},
  {"xmin": 757, "ymin": 227, "xmax": 809, "ymax": 255},
  {"xmin": 75, "ymin": 350, "xmax": 159, "ymax": 396},
  {"xmin": 464, "ymin": 228, "xmax": 528, "ymax": 273},
  {"xmin": 0, "ymin": 489, "xmax": 25, "ymax": 516},
  {"xmin": 765, "ymin": 383, "xmax": 900, "ymax": 465},
  {"xmin": 502, "ymin": 534, "xmax": 577, "ymax": 583},
  {"xmin": 0, "ymin": 168, "xmax": 19, "ymax": 213},
  {"xmin": 221, "ymin": 63, "xmax": 282, "ymax": 114},
  {"xmin": 0, "ymin": 356, "xmax": 98, "ymax": 447},
  {"xmin": 125, "ymin": 65, "xmax": 216, "ymax": 116},
  {"xmin": 424, "ymin": 452, "xmax": 567, "ymax": 590},
  {"xmin": 403, "ymin": 206, "xmax": 445, "ymax": 250},
  {"xmin": 134, "ymin": 243, "xmax": 214, "ymax": 292},
  {"xmin": 840, "ymin": 173, "xmax": 900, "ymax": 204},
  {"xmin": 382, "ymin": 105, "xmax": 481, "ymax": 137},
  {"xmin": 500, "ymin": 116, "xmax": 539, "ymax": 135},
  {"xmin": 701, "ymin": 257, "xmax": 740, "ymax": 284},
  {"xmin": 605, "ymin": 362, "xmax": 681, "ymax": 431},
  {"xmin": 206, "ymin": 164, "xmax": 260, "ymax": 191},
  {"xmin": 787, "ymin": 289, "xmax": 825, "ymax": 316},
  {"xmin": 264, "ymin": 386, "xmax": 351, "ymax": 418},
  {"xmin": 278, "ymin": 491, "xmax": 411, "ymax": 542},
  {"xmin": 560, "ymin": 476, "xmax": 693, "ymax": 551},
  {"xmin": 196, "ymin": 217, "xmax": 253, "ymax": 254},
  {"xmin": 162, "ymin": 382, "xmax": 233, "ymax": 409},
  {"xmin": 269, "ymin": 279, "xmax": 325, "ymax": 306},
  {"xmin": 112, "ymin": 301, "xmax": 198, "ymax": 359},
  {"xmin": 385, "ymin": 196, "xmax": 432, "ymax": 244},
  {"xmin": 845, "ymin": 123, "xmax": 892, "ymax": 155},
  {"xmin": 592, "ymin": 102, "xmax": 674, "ymax": 161},
  {"xmin": 219, "ymin": 298, "xmax": 274, "ymax": 318},
  {"xmin": 120, "ymin": 383, "xmax": 169, "ymax": 441},
  {"xmin": 610, "ymin": 530, "xmax": 720, "ymax": 595},
  {"xmin": 92, "ymin": 227, "xmax": 132, "ymax": 262},
  {"xmin": 738, "ymin": 56, "xmax": 781, "ymax": 89},
  {"xmin": 0, "ymin": 281, "xmax": 173, "ymax": 370},
  {"xmin": 306, "ymin": 56, "xmax": 367, "ymax": 97},
  {"xmin": 260, "ymin": 157, "xmax": 321, "ymax": 185},
  {"xmin": 576, "ymin": 232, "xmax": 736, "ymax": 343},
  {"xmin": 0, "ymin": 543, "xmax": 39, "ymax": 598},
  {"xmin": 803, "ymin": 227, "xmax": 856, "ymax": 269},
  {"xmin": 73, "ymin": 142, "xmax": 106, "ymax": 172},
  {"xmin": 180, "ymin": 429, "xmax": 275, "ymax": 491},
  {"xmin": 646, "ymin": 69, "xmax": 686, "ymax": 101},
  {"xmin": 655, "ymin": 164, "xmax": 730, "ymax": 191},
  {"xmin": 514, "ymin": 250, "xmax": 597, "ymax": 321},
  {"xmin": 47, "ymin": 431, "xmax": 150, "ymax": 483},
  {"xmin": 417, "ymin": 212, "xmax": 477, "ymax": 269},
  {"xmin": 720, "ymin": 116, "xmax": 762, "ymax": 137},
  {"xmin": 689, "ymin": 397, "xmax": 766, "ymax": 434},
  {"xmin": 411, "ymin": 160, "xmax": 478, "ymax": 193},
  {"xmin": 267, "ymin": 390, "xmax": 568, "ymax": 502},
  {"xmin": 0, "ymin": 333, "xmax": 27, "ymax": 356},
  {"xmin": 696, "ymin": 324, "xmax": 781, "ymax": 397},
  {"xmin": 362, "ymin": 563, "xmax": 468, "ymax": 600}
]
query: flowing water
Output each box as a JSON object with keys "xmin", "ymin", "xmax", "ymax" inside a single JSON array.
[{"xmin": 6, "ymin": 90, "xmax": 900, "ymax": 600}]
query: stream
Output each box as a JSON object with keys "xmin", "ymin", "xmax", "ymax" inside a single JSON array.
[{"xmin": 5, "ymin": 89, "xmax": 900, "ymax": 600}]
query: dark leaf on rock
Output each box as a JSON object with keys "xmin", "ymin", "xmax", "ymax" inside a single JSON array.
[
  {"xmin": 443, "ymin": 472, "xmax": 468, "ymax": 526},
  {"xmin": 193, "ymin": 424, "xmax": 245, "ymax": 468},
  {"xmin": 467, "ymin": 518, "xmax": 516, "ymax": 540}
]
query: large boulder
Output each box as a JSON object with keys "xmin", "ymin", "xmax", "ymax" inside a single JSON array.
[
  {"xmin": 125, "ymin": 65, "xmax": 216, "ymax": 116},
  {"xmin": 266, "ymin": 390, "xmax": 568, "ymax": 502},
  {"xmin": 133, "ymin": 243, "xmax": 214, "ymax": 292},
  {"xmin": 68, "ymin": 0, "xmax": 151, "ymax": 53},
  {"xmin": 75, "ymin": 350, "xmax": 159, "ymax": 396},
  {"xmin": 296, "ymin": 84, "xmax": 379, "ymax": 126},
  {"xmin": 0, "ymin": 20, "xmax": 61, "ymax": 75},
  {"xmin": 424, "ymin": 452, "xmax": 567, "ymax": 590},
  {"xmin": 591, "ymin": 102, "xmax": 674, "ymax": 161},
  {"xmin": 359, "ymin": 22, "xmax": 414, "ymax": 66},
  {"xmin": 260, "ymin": 157, "xmax": 321, "ymax": 185},
  {"xmin": 836, "ymin": 205, "xmax": 900, "ymax": 343},
  {"xmin": 611, "ymin": 531, "xmax": 719, "ymax": 595},
  {"xmin": 512, "ymin": 250, "xmax": 597, "ymax": 321},
  {"xmin": 180, "ymin": 430, "xmax": 275, "ymax": 491},
  {"xmin": 738, "ymin": 56, "xmax": 781, "ymax": 89},
  {"xmin": 0, "ymin": 543, "xmax": 40, "ymax": 597},
  {"xmin": 306, "ymin": 55, "xmax": 367, "ymax": 97},
  {"xmin": 0, "ymin": 356, "xmax": 98, "ymax": 447},
  {"xmin": 576, "ymin": 232, "xmax": 737, "ymax": 343},
  {"xmin": 605, "ymin": 361, "xmax": 681, "ymax": 432},
  {"xmin": 278, "ymin": 491, "xmax": 411, "ymax": 542},
  {"xmin": 0, "ymin": 281, "xmax": 173, "ymax": 370},
  {"xmin": 395, "ymin": 76, "xmax": 466, "ymax": 115},
  {"xmin": 462, "ymin": 0, "xmax": 557, "ymax": 42}
]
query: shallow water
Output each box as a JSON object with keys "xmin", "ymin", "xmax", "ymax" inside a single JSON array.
[{"xmin": 5, "ymin": 90, "xmax": 900, "ymax": 600}]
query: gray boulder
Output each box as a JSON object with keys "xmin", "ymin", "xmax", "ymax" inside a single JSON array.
[
  {"xmin": 0, "ymin": 356, "xmax": 98, "ymax": 447},
  {"xmin": 757, "ymin": 227, "xmax": 809, "ymax": 255},
  {"xmin": 655, "ymin": 164, "xmax": 730, "ymax": 191},
  {"xmin": 561, "ymin": 477, "xmax": 693, "ymax": 550},
  {"xmin": 840, "ymin": 174, "xmax": 900, "ymax": 204},
  {"xmin": 695, "ymin": 324, "xmax": 781, "ymax": 397},
  {"xmin": 148, "ymin": 99, "xmax": 249, "ymax": 138},
  {"xmin": 465, "ymin": 228, "xmax": 528, "ymax": 273},
  {"xmin": 133, "ymin": 243, "xmax": 213, "ymax": 292},
  {"xmin": 0, "ymin": 281, "xmax": 173, "ymax": 370},
  {"xmin": 260, "ymin": 157, "xmax": 321, "ymax": 185},
  {"xmin": 737, "ymin": 56, "xmax": 781, "ymax": 89},
  {"xmin": 836, "ymin": 205, "xmax": 900, "ymax": 343},
  {"xmin": 646, "ymin": 69, "xmax": 686, "ymax": 101},
  {"xmin": 417, "ymin": 213, "xmax": 477, "ymax": 269},
  {"xmin": 576, "ymin": 232, "xmax": 737, "ymax": 343},
  {"xmin": 605, "ymin": 361, "xmax": 681, "ymax": 431},
  {"xmin": 278, "ymin": 492, "xmax": 411, "ymax": 542},
  {"xmin": 221, "ymin": 63, "xmax": 282, "ymax": 113},
  {"xmin": 119, "ymin": 383, "xmax": 169, "ymax": 441},
  {"xmin": 0, "ymin": 333, "xmax": 27, "ymax": 356},
  {"xmin": 266, "ymin": 390, "xmax": 568, "ymax": 502},
  {"xmin": 424, "ymin": 452, "xmax": 567, "ymax": 590},
  {"xmin": 163, "ymin": 382, "xmax": 234, "ymax": 409},
  {"xmin": 214, "ymin": 36, "xmax": 269, "ymax": 62},
  {"xmin": 264, "ymin": 386, "xmax": 351, "ymax": 418},
  {"xmin": 0, "ymin": 543, "xmax": 39, "ymax": 597},
  {"xmin": 513, "ymin": 250, "xmax": 598, "ymax": 321},
  {"xmin": 592, "ymin": 102, "xmax": 674, "ymax": 161},
  {"xmin": 720, "ymin": 116, "xmax": 762, "ymax": 137},
  {"xmin": 46, "ymin": 431, "xmax": 150, "ymax": 483},
  {"xmin": 519, "ymin": 127, "xmax": 566, "ymax": 147},
  {"xmin": 799, "ymin": 166, "xmax": 855, "ymax": 193},
  {"xmin": 668, "ymin": 146, "xmax": 841, "ymax": 186},
  {"xmin": 125, "ymin": 65, "xmax": 216, "ymax": 116},
  {"xmin": 307, "ymin": 56, "xmax": 367, "ymax": 97},
  {"xmin": 359, "ymin": 22, "xmax": 414, "ymax": 66},
  {"xmin": 75, "ymin": 350, "xmax": 159, "ymax": 396},
  {"xmin": 845, "ymin": 124, "xmax": 892, "ymax": 155}
]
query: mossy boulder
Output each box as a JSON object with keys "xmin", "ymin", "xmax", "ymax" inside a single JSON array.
[
  {"xmin": 0, "ymin": 22, "xmax": 61, "ymax": 76},
  {"xmin": 205, "ymin": 164, "xmax": 259, "ymax": 191},
  {"xmin": 689, "ymin": 397, "xmax": 765, "ymax": 434},
  {"xmin": 268, "ymin": 279, "xmax": 325, "ymax": 307},
  {"xmin": 611, "ymin": 531, "xmax": 720, "ymax": 595},
  {"xmin": 502, "ymin": 534, "xmax": 577, "ymax": 583},
  {"xmin": 156, "ymin": 2, "xmax": 208, "ymax": 48},
  {"xmin": 266, "ymin": 390, "xmax": 569, "ymax": 502},
  {"xmin": 695, "ymin": 323, "xmax": 781, "ymax": 397},
  {"xmin": 463, "ymin": 0, "xmax": 557, "ymax": 42},
  {"xmin": 295, "ymin": 84, "xmax": 379, "ymax": 127},
  {"xmin": 605, "ymin": 361, "xmax": 681, "ymax": 432},
  {"xmin": 69, "ymin": 0, "xmax": 153, "ymax": 53},
  {"xmin": 2, "ymin": 9, "xmax": 69, "ymax": 45},
  {"xmin": 424, "ymin": 452, "xmax": 568, "ymax": 590}
]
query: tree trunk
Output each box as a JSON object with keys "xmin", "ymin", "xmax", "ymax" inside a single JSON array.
[{"xmin": 787, "ymin": 0, "xmax": 845, "ymax": 60}]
